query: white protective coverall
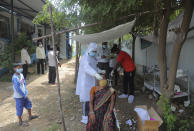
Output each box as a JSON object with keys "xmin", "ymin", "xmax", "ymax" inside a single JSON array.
[{"xmin": 76, "ymin": 42, "xmax": 98, "ymax": 102}]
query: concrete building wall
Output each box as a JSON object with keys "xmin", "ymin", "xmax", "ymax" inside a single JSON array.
[
  {"xmin": 135, "ymin": 34, "xmax": 194, "ymax": 92},
  {"xmin": 135, "ymin": 37, "xmax": 159, "ymax": 75}
]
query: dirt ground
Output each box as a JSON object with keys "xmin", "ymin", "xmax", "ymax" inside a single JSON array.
[{"xmin": 0, "ymin": 59, "xmax": 157, "ymax": 131}]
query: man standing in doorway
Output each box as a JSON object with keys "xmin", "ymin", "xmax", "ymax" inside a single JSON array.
[
  {"xmin": 21, "ymin": 45, "xmax": 31, "ymax": 80},
  {"xmin": 36, "ymin": 42, "xmax": 46, "ymax": 74},
  {"xmin": 114, "ymin": 47, "xmax": 136, "ymax": 104}
]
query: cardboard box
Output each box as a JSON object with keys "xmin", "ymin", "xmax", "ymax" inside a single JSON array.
[{"xmin": 135, "ymin": 105, "xmax": 163, "ymax": 131}]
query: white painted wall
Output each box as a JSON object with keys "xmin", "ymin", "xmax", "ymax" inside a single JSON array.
[
  {"xmin": 135, "ymin": 34, "xmax": 194, "ymax": 92},
  {"xmin": 135, "ymin": 37, "xmax": 159, "ymax": 75}
]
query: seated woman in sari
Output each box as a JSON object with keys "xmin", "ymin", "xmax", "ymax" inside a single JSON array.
[{"xmin": 86, "ymin": 76, "xmax": 116, "ymax": 131}]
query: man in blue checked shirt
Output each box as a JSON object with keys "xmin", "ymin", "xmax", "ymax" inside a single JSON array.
[{"xmin": 12, "ymin": 63, "xmax": 37, "ymax": 126}]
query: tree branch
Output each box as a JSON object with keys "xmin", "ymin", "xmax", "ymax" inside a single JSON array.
[{"xmin": 188, "ymin": 26, "xmax": 194, "ymax": 33}]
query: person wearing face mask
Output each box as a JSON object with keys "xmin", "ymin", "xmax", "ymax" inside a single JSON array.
[
  {"xmin": 96, "ymin": 42, "xmax": 111, "ymax": 78},
  {"xmin": 21, "ymin": 45, "xmax": 31, "ymax": 79},
  {"xmin": 113, "ymin": 46, "xmax": 136, "ymax": 104},
  {"xmin": 36, "ymin": 42, "xmax": 46, "ymax": 74},
  {"xmin": 86, "ymin": 75, "xmax": 116, "ymax": 131},
  {"xmin": 76, "ymin": 42, "xmax": 103, "ymax": 124},
  {"xmin": 12, "ymin": 63, "xmax": 38, "ymax": 126}
]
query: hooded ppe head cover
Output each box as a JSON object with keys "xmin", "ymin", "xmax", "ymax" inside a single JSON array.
[
  {"xmin": 76, "ymin": 42, "xmax": 98, "ymax": 102},
  {"xmin": 87, "ymin": 42, "xmax": 98, "ymax": 54}
]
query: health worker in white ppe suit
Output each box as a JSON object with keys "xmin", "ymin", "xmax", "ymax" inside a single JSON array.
[{"xmin": 76, "ymin": 42, "xmax": 103, "ymax": 124}]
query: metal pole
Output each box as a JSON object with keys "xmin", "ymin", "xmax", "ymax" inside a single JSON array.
[
  {"xmin": 49, "ymin": 5, "xmax": 66, "ymax": 131},
  {"xmin": 11, "ymin": 0, "xmax": 15, "ymax": 62}
]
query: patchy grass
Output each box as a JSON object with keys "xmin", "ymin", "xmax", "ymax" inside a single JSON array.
[
  {"xmin": 44, "ymin": 123, "xmax": 59, "ymax": 131},
  {"xmin": 0, "ymin": 73, "xmax": 12, "ymax": 82}
]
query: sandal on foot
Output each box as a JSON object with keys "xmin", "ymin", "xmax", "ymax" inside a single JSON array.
[
  {"xmin": 28, "ymin": 115, "xmax": 38, "ymax": 120},
  {"xmin": 18, "ymin": 121, "xmax": 29, "ymax": 127}
]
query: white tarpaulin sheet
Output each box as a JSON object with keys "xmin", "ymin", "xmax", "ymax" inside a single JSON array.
[{"xmin": 72, "ymin": 19, "xmax": 135, "ymax": 44}]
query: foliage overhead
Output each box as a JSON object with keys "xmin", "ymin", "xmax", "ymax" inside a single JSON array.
[
  {"xmin": 66, "ymin": 0, "xmax": 183, "ymax": 34},
  {"xmin": 33, "ymin": 0, "xmax": 184, "ymax": 35},
  {"xmin": 33, "ymin": 0, "xmax": 68, "ymax": 30}
]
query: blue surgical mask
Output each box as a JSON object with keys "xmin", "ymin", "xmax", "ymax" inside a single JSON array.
[
  {"xmin": 16, "ymin": 68, "xmax": 23, "ymax": 73},
  {"xmin": 89, "ymin": 52, "xmax": 96, "ymax": 57},
  {"xmin": 102, "ymin": 45, "xmax": 107, "ymax": 49}
]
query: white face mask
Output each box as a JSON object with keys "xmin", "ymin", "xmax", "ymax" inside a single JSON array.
[
  {"xmin": 16, "ymin": 68, "xmax": 23, "ymax": 73},
  {"xmin": 39, "ymin": 44, "xmax": 43, "ymax": 47}
]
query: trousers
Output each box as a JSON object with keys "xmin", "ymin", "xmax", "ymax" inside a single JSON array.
[
  {"xmin": 123, "ymin": 70, "xmax": 135, "ymax": 95},
  {"xmin": 109, "ymin": 68, "xmax": 119, "ymax": 86},
  {"xmin": 49, "ymin": 66, "xmax": 56, "ymax": 84},
  {"xmin": 22, "ymin": 64, "xmax": 28, "ymax": 79},
  {"xmin": 82, "ymin": 101, "xmax": 89, "ymax": 116},
  {"xmin": 37, "ymin": 59, "xmax": 45, "ymax": 74}
]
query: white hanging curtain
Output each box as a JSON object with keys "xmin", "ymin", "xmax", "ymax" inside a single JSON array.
[{"xmin": 72, "ymin": 19, "xmax": 136, "ymax": 44}]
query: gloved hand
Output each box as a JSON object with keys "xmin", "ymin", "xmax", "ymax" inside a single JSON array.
[
  {"xmin": 94, "ymin": 73, "xmax": 103, "ymax": 80},
  {"xmin": 117, "ymin": 67, "xmax": 121, "ymax": 72},
  {"xmin": 128, "ymin": 95, "xmax": 134, "ymax": 104},
  {"xmin": 111, "ymin": 70, "xmax": 114, "ymax": 77},
  {"xmin": 99, "ymin": 70, "xmax": 106, "ymax": 74}
]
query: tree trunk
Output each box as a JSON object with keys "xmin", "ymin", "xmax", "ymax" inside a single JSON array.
[
  {"xmin": 158, "ymin": 0, "xmax": 171, "ymax": 96},
  {"xmin": 49, "ymin": 5, "xmax": 66, "ymax": 131},
  {"xmin": 74, "ymin": 25, "xmax": 81, "ymax": 83},
  {"xmin": 74, "ymin": 40, "xmax": 80, "ymax": 83},
  {"xmin": 132, "ymin": 34, "xmax": 136, "ymax": 62},
  {"xmin": 118, "ymin": 37, "xmax": 121, "ymax": 48},
  {"xmin": 167, "ymin": 0, "xmax": 193, "ymax": 97}
]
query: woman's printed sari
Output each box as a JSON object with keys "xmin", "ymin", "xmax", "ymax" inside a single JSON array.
[{"xmin": 86, "ymin": 87, "xmax": 116, "ymax": 131}]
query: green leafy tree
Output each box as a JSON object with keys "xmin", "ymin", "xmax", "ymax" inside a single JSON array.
[
  {"xmin": 33, "ymin": 1, "xmax": 68, "ymax": 30},
  {"xmin": 0, "ymin": 33, "xmax": 34, "ymax": 72},
  {"xmin": 14, "ymin": 33, "xmax": 34, "ymax": 55},
  {"xmin": 68, "ymin": 0, "xmax": 155, "ymax": 34}
]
